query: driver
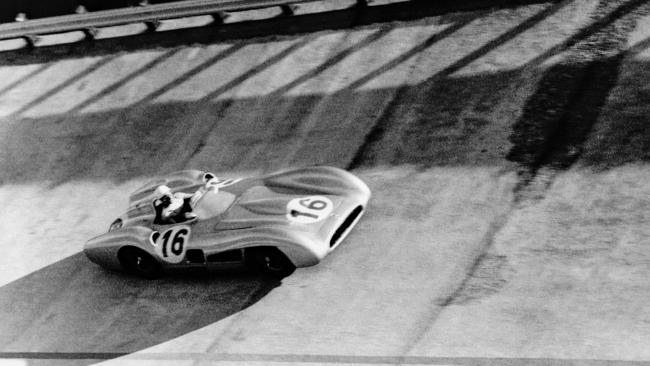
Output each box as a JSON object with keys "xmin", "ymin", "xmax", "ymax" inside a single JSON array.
[{"xmin": 152, "ymin": 185, "xmax": 197, "ymax": 225}]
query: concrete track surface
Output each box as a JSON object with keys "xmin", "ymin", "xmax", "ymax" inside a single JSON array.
[{"xmin": 1, "ymin": 0, "xmax": 650, "ymax": 365}]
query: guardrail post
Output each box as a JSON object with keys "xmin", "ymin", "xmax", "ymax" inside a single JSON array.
[
  {"xmin": 139, "ymin": 0, "xmax": 161, "ymax": 32},
  {"xmin": 76, "ymin": 5, "xmax": 98, "ymax": 41},
  {"xmin": 280, "ymin": 4, "xmax": 297, "ymax": 16},
  {"xmin": 211, "ymin": 11, "xmax": 230, "ymax": 26},
  {"xmin": 145, "ymin": 19, "xmax": 161, "ymax": 32},
  {"xmin": 14, "ymin": 13, "xmax": 38, "ymax": 48},
  {"xmin": 1, "ymin": 0, "xmax": 362, "ymax": 43}
]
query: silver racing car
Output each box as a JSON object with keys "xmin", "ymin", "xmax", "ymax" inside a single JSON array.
[{"xmin": 84, "ymin": 166, "xmax": 371, "ymax": 278}]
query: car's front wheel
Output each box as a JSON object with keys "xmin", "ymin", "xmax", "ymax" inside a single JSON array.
[
  {"xmin": 246, "ymin": 247, "xmax": 296, "ymax": 277},
  {"xmin": 119, "ymin": 247, "xmax": 163, "ymax": 279}
]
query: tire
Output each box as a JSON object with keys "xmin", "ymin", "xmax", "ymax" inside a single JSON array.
[
  {"xmin": 246, "ymin": 247, "xmax": 296, "ymax": 277},
  {"xmin": 119, "ymin": 247, "xmax": 163, "ymax": 279}
]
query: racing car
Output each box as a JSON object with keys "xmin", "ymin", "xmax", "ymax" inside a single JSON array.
[{"xmin": 84, "ymin": 166, "xmax": 371, "ymax": 278}]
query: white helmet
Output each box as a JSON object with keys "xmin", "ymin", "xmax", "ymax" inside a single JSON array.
[{"xmin": 154, "ymin": 185, "xmax": 172, "ymax": 199}]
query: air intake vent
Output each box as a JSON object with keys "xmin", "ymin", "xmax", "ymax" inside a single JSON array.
[{"xmin": 330, "ymin": 206, "xmax": 363, "ymax": 247}]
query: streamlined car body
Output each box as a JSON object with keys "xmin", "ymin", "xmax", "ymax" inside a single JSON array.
[{"xmin": 84, "ymin": 166, "xmax": 370, "ymax": 277}]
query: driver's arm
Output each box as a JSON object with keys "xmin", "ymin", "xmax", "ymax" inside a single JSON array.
[
  {"xmin": 181, "ymin": 196, "xmax": 193, "ymax": 213},
  {"xmin": 153, "ymin": 199, "xmax": 168, "ymax": 225}
]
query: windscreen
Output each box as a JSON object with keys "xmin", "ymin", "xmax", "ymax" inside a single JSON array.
[{"xmin": 192, "ymin": 188, "xmax": 237, "ymax": 220}]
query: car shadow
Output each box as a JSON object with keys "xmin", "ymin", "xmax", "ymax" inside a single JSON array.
[{"xmin": 0, "ymin": 252, "xmax": 281, "ymax": 365}]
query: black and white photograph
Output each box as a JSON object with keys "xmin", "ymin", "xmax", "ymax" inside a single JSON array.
[{"xmin": 0, "ymin": 0, "xmax": 649, "ymax": 365}]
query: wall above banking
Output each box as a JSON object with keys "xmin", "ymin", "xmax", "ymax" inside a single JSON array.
[
  {"xmin": 0, "ymin": 0, "xmax": 562, "ymax": 25},
  {"xmin": 0, "ymin": 0, "xmax": 181, "ymax": 23}
]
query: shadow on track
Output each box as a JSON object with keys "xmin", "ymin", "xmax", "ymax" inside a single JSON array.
[
  {"xmin": 0, "ymin": 72, "xmax": 522, "ymax": 185},
  {"xmin": 507, "ymin": 0, "xmax": 645, "ymax": 200},
  {"xmin": 0, "ymin": 252, "xmax": 280, "ymax": 365},
  {"xmin": 4, "ymin": 65, "xmax": 650, "ymax": 185},
  {"xmin": 5, "ymin": 0, "xmax": 642, "ymax": 186}
]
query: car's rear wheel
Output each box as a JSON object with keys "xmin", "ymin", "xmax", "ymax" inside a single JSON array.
[
  {"xmin": 246, "ymin": 247, "xmax": 296, "ymax": 277},
  {"xmin": 119, "ymin": 247, "xmax": 162, "ymax": 279}
]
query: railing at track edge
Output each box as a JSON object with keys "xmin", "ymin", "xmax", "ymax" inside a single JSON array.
[{"xmin": 0, "ymin": 0, "xmax": 374, "ymax": 46}]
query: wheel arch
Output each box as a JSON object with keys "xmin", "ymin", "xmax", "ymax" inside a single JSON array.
[
  {"xmin": 117, "ymin": 245, "xmax": 164, "ymax": 278},
  {"xmin": 117, "ymin": 245, "xmax": 159, "ymax": 268},
  {"xmin": 240, "ymin": 240, "xmax": 320, "ymax": 268},
  {"xmin": 84, "ymin": 226, "xmax": 157, "ymax": 271},
  {"xmin": 243, "ymin": 246, "xmax": 296, "ymax": 277}
]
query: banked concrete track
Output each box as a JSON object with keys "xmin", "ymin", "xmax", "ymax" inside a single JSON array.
[{"xmin": 1, "ymin": 1, "xmax": 650, "ymax": 365}]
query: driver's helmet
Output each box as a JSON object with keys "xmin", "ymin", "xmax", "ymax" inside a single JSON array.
[{"xmin": 154, "ymin": 185, "xmax": 172, "ymax": 200}]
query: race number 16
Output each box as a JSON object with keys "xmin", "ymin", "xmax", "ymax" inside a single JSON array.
[
  {"xmin": 152, "ymin": 226, "xmax": 191, "ymax": 264},
  {"xmin": 286, "ymin": 196, "xmax": 333, "ymax": 224}
]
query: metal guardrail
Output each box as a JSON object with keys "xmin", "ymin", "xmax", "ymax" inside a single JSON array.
[{"xmin": 0, "ymin": 0, "xmax": 370, "ymax": 43}]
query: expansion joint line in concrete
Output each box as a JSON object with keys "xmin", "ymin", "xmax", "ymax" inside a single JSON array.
[
  {"xmin": 437, "ymin": 203, "xmax": 513, "ymax": 308},
  {"xmin": 394, "ymin": 168, "xmax": 516, "ymax": 360}
]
